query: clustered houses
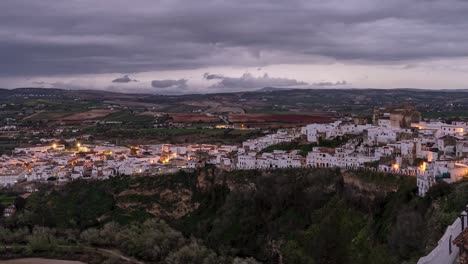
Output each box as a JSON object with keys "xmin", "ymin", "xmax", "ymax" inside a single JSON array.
[
  {"xmin": 1, "ymin": 112, "xmax": 467, "ymax": 198},
  {"xmin": 241, "ymin": 129, "xmax": 302, "ymax": 152},
  {"xmin": 0, "ymin": 141, "xmax": 238, "ymax": 187},
  {"xmin": 303, "ymin": 116, "xmax": 468, "ymax": 196},
  {"xmin": 0, "ymin": 164, "xmax": 27, "ymax": 186},
  {"xmin": 237, "ymin": 150, "xmax": 304, "ymax": 170},
  {"xmin": 409, "ymin": 121, "xmax": 468, "ymax": 196},
  {"xmin": 306, "ymin": 146, "xmax": 379, "ymax": 169},
  {"xmin": 303, "ymin": 116, "xmax": 404, "ymax": 170},
  {"xmin": 305, "ymin": 121, "xmax": 373, "ymax": 143},
  {"xmin": 236, "ymin": 129, "xmax": 304, "ymax": 170},
  {"xmin": 0, "ymin": 125, "xmax": 17, "ymax": 131}
]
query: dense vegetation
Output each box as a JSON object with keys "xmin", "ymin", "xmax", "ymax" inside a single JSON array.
[
  {"xmin": 262, "ymin": 142, "xmax": 315, "ymax": 156},
  {"xmin": 1, "ymin": 168, "xmax": 467, "ymax": 264},
  {"xmin": 83, "ymin": 126, "xmax": 263, "ymax": 145},
  {"xmin": 0, "ymin": 219, "xmax": 259, "ymax": 264}
]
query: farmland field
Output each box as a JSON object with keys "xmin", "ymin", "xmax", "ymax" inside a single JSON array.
[
  {"xmin": 83, "ymin": 127, "xmax": 262, "ymax": 145},
  {"xmin": 104, "ymin": 100, "xmax": 163, "ymax": 109},
  {"xmin": 139, "ymin": 112, "xmax": 221, "ymax": 123},
  {"xmin": 24, "ymin": 111, "xmax": 81, "ymax": 121},
  {"xmin": 58, "ymin": 109, "xmax": 115, "ymax": 121},
  {"xmin": 169, "ymin": 114, "xmax": 220, "ymax": 123},
  {"xmin": 104, "ymin": 111, "xmax": 154, "ymax": 122},
  {"xmin": 228, "ymin": 114, "xmax": 335, "ymax": 123}
]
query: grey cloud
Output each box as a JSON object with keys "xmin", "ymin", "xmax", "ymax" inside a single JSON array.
[
  {"xmin": 112, "ymin": 75, "xmax": 138, "ymax": 83},
  {"xmin": 313, "ymin": 80, "xmax": 348, "ymax": 86},
  {"xmin": 36, "ymin": 81, "xmax": 90, "ymax": 90},
  {"xmin": 31, "ymin": 80, "xmax": 67, "ymax": 87},
  {"xmin": 151, "ymin": 79, "xmax": 188, "ymax": 89},
  {"xmin": 203, "ymin": 73, "xmax": 224, "ymax": 80},
  {"xmin": 32, "ymin": 81, "xmax": 48, "ymax": 85},
  {"xmin": 2, "ymin": 0, "xmax": 468, "ymax": 77},
  {"xmin": 209, "ymin": 73, "xmax": 308, "ymax": 89}
]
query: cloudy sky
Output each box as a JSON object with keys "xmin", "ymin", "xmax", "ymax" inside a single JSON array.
[{"xmin": 2, "ymin": 0, "xmax": 468, "ymax": 94}]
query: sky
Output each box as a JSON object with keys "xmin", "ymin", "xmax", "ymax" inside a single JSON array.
[{"xmin": 2, "ymin": 0, "xmax": 468, "ymax": 94}]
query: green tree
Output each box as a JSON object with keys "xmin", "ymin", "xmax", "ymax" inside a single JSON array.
[{"xmin": 27, "ymin": 227, "xmax": 58, "ymax": 252}]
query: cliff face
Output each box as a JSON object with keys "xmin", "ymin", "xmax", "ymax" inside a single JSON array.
[
  {"xmin": 342, "ymin": 171, "xmax": 398, "ymax": 193},
  {"xmin": 173, "ymin": 168, "xmax": 432, "ymax": 264},
  {"xmin": 19, "ymin": 168, "xmax": 466, "ymax": 264},
  {"xmin": 122, "ymin": 168, "xmax": 402, "ymax": 223},
  {"xmin": 340, "ymin": 170, "xmax": 403, "ymax": 214}
]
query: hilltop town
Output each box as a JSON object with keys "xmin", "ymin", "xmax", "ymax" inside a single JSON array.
[
  {"xmin": 0, "ymin": 90, "xmax": 467, "ymax": 264},
  {"xmin": 1, "ymin": 105, "xmax": 467, "ymax": 199}
]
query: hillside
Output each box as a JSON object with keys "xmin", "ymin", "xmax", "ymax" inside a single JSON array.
[
  {"xmin": 2, "ymin": 87, "xmax": 468, "ymax": 118},
  {"xmin": 1, "ymin": 168, "xmax": 467, "ymax": 263}
]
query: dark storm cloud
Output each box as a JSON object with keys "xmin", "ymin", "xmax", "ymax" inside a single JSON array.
[
  {"xmin": 2, "ymin": 0, "xmax": 468, "ymax": 76},
  {"xmin": 151, "ymin": 79, "xmax": 188, "ymax": 89},
  {"xmin": 112, "ymin": 75, "xmax": 138, "ymax": 83},
  {"xmin": 208, "ymin": 73, "xmax": 308, "ymax": 89}
]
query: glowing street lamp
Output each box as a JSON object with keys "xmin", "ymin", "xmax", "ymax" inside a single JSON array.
[{"xmin": 420, "ymin": 162, "xmax": 427, "ymax": 172}]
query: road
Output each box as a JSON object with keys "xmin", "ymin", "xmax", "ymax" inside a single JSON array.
[
  {"xmin": 22, "ymin": 110, "xmax": 45, "ymax": 121},
  {"xmin": 0, "ymin": 245, "xmax": 144, "ymax": 264}
]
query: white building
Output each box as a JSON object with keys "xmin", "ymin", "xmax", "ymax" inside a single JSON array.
[
  {"xmin": 242, "ymin": 129, "xmax": 301, "ymax": 151},
  {"xmin": 366, "ymin": 127, "xmax": 397, "ymax": 145},
  {"xmin": 411, "ymin": 121, "xmax": 467, "ymax": 138},
  {"xmin": 417, "ymin": 160, "xmax": 468, "ymax": 196},
  {"xmin": 0, "ymin": 167, "xmax": 27, "ymax": 186},
  {"xmin": 236, "ymin": 152, "xmax": 257, "ymax": 170},
  {"xmin": 256, "ymin": 151, "xmax": 303, "ymax": 169},
  {"xmin": 456, "ymin": 140, "xmax": 468, "ymax": 158},
  {"xmin": 304, "ymin": 121, "xmax": 373, "ymax": 143},
  {"xmin": 236, "ymin": 150, "xmax": 303, "ymax": 170},
  {"xmin": 306, "ymin": 147, "xmax": 379, "ymax": 168},
  {"xmin": 305, "ymin": 121, "xmax": 342, "ymax": 143}
]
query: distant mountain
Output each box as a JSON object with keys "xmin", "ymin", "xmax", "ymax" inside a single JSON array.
[
  {"xmin": 0, "ymin": 87, "xmax": 153, "ymax": 100},
  {"xmin": 0, "ymin": 88, "xmax": 15, "ymax": 96},
  {"xmin": 1, "ymin": 87, "xmax": 467, "ymax": 103},
  {"xmin": 253, "ymin": 87, "xmax": 300, "ymax": 92}
]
